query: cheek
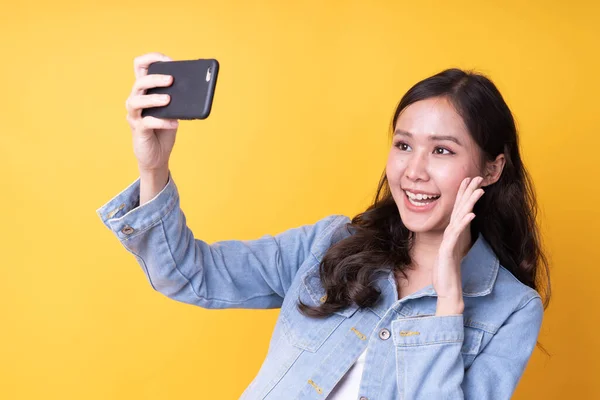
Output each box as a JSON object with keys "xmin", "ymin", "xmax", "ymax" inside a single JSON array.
[
  {"xmin": 433, "ymin": 163, "xmax": 477, "ymax": 202},
  {"xmin": 386, "ymin": 153, "xmax": 405, "ymax": 183},
  {"xmin": 436, "ymin": 167, "xmax": 467, "ymax": 189}
]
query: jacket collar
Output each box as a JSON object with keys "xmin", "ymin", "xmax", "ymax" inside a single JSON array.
[
  {"xmin": 459, "ymin": 233, "xmax": 500, "ymax": 297},
  {"xmin": 384, "ymin": 232, "xmax": 501, "ymax": 299},
  {"xmin": 300, "ymin": 231, "xmax": 500, "ymax": 318}
]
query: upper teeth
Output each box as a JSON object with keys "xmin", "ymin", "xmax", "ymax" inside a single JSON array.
[{"xmin": 405, "ymin": 190, "xmax": 440, "ymax": 200}]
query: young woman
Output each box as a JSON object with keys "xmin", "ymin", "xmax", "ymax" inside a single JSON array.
[{"xmin": 97, "ymin": 52, "xmax": 550, "ymax": 399}]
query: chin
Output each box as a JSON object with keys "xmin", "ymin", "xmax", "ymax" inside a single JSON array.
[
  {"xmin": 391, "ymin": 184, "xmax": 452, "ymax": 232},
  {"xmin": 395, "ymin": 199, "xmax": 447, "ymax": 234},
  {"xmin": 399, "ymin": 215, "xmax": 437, "ymax": 233}
]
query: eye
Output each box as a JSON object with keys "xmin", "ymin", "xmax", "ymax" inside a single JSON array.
[
  {"xmin": 433, "ymin": 147, "xmax": 454, "ymax": 155},
  {"xmin": 394, "ymin": 141, "xmax": 412, "ymax": 151}
]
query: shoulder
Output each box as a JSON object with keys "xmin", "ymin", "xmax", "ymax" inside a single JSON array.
[
  {"xmin": 495, "ymin": 265, "xmax": 543, "ymax": 312},
  {"xmin": 465, "ymin": 259, "xmax": 543, "ymax": 335},
  {"xmin": 307, "ymin": 214, "xmax": 353, "ymax": 260},
  {"xmin": 464, "ymin": 234, "xmax": 543, "ymax": 324}
]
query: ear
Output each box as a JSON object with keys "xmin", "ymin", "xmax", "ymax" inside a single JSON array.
[{"xmin": 481, "ymin": 154, "xmax": 505, "ymax": 187}]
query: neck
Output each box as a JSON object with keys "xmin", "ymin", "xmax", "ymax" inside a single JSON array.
[
  {"xmin": 410, "ymin": 231, "xmax": 445, "ymax": 271},
  {"xmin": 410, "ymin": 228, "xmax": 474, "ymax": 271}
]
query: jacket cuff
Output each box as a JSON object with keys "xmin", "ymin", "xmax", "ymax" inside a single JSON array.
[
  {"xmin": 95, "ymin": 171, "xmax": 178, "ymax": 241},
  {"xmin": 391, "ymin": 314, "xmax": 464, "ymax": 346}
]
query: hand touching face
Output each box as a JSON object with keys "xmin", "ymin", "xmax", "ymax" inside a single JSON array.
[{"xmin": 386, "ymin": 96, "xmax": 488, "ymax": 234}]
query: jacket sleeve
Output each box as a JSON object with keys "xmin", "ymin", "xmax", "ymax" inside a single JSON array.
[
  {"xmin": 96, "ymin": 171, "xmax": 348, "ymax": 309},
  {"xmin": 392, "ymin": 295, "xmax": 543, "ymax": 399}
]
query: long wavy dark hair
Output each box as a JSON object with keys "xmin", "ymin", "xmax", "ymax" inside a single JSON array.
[{"xmin": 298, "ymin": 68, "xmax": 551, "ymax": 318}]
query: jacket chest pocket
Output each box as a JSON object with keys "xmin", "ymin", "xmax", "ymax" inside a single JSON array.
[
  {"xmin": 461, "ymin": 326, "xmax": 485, "ymax": 368},
  {"xmin": 280, "ymin": 262, "xmax": 358, "ymax": 353}
]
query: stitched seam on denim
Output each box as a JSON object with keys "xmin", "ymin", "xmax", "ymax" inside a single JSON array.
[
  {"xmin": 280, "ymin": 310, "xmax": 344, "ymax": 353},
  {"xmin": 120, "ymin": 188, "xmax": 178, "ymax": 241},
  {"xmin": 301, "ymin": 258, "xmax": 358, "ymax": 318},
  {"xmin": 272, "ymin": 239, "xmax": 287, "ymax": 298},
  {"xmin": 396, "ymin": 346, "xmax": 406, "ymax": 400},
  {"xmin": 391, "ymin": 305, "xmax": 412, "ymax": 318},
  {"xmin": 96, "ymin": 177, "xmax": 142, "ymax": 218},
  {"xmin": 249, "ymin": 235, "xmax": 287, "ymax": 299},
  {"xmin": 259, "ymin": 339, "xmax": 304, "ymax": 399},
  {"xmin": 309, "ymin": 215, "xmax": 347, "ymax": 260},
  {"xmin": 461, "ymin": 327, "xmax": 484, "ymax": 355},
  {"xmin": 279, "ymin": 312, "xmax": 306, "ymax": 350},
  {"xmin": 303, "ymin": 314, "xmax": 370, "ymax": 395},
  {"xmin": 463, "ymin": 256, "xmax": 499, "ymax": 296},
  {"xmin": 120, "ymin": 246, "xmax": 157, "ymax": 292},
  {"xmin": 464, "ymin": 319, "xmax": 498, "ymax": 334},
  {"xmin": 159, "ymin": 218, "xmax": 203, "ymax": 299},
  {"xmin": 195, "ymin": 285, "xmax": 278, "ymax": 304},
  {"xmin": 366, "ymin": 277, "xmax": 396, "ymax": 318},
  {"xmin": 516, "ymin": 294, "xmax": 542, "ymax": 312},
  {"xmin": 119, "ymin": 222, "xmax": 164, "ymax": 291},
  {"xmin": 303, "ymin": 215, "xmax": 342, "ymax": 301},
  {"xmin": 302, "ymin": 263, "xmax": 322, "ymax": 303},
  {"xmin": 498, "ymin": 265, "xmax": 542, "ymax": 300},
  {"xmin": 240, "ymin": 237, "xmax": 291, "ymax": 301},
  {"xmin": 121, "ymin": 218, "xmax": 163, "ymax": 242},
  {"xmin": 378, "ymin": 336, "xmax": 394, "ymax": 393},
  {"xmin": 367, "ymin": 306, "xmax": 385, "ymax": 319},
  {"xmin": 396, "ymin": 339, "xmax": 463, "ymax": 347},
  {"xmin": 499, "ymin": 264, "xmax": 527, "ymax": 285},
  {"xmin": 158, "ymin": 217, "xmax": 275, "ymax": 304},
  {"xmin": 396, "ymin": 315, "xmax": 461, "ymax": 322}
]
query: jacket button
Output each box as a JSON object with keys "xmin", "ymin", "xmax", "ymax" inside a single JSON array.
[
  {"xmin": 360, "ymin": 397, "xmax": 368, "ymax": 400},
  {"xmin": 378, "ymin": 328, "xmax": 390, "ymax": 340},
  {"xmin": 121, "ymin": 225, "xmax": 134, "ymax": 235}
]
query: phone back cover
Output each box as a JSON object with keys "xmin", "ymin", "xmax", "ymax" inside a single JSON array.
[{"xmin": 141, "ymin": 58, "xmax": 219, "ymax": 120}]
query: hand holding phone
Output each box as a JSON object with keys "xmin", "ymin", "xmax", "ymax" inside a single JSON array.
[
  {"xmin": 141, "ymin": 58, "xmax": 219, "ymax": 120},
  {"xmin": 125, "ymin": 54, "xmax": 220, "ymax": 175}
]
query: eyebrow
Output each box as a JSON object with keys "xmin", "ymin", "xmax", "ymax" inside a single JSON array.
[{"xmin": 394, "ymin": 129, "xmax": 463, "ymax": 146}]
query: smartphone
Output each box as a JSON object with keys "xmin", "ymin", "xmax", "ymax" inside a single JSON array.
[{"xmin": 141, "ymin": 58, "xmax": 219, "ymax": 120}]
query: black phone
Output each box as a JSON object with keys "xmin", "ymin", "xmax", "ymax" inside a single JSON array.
[{"xmin": 141, "ymin": 58, "xmax": 219, "ymax": 120}]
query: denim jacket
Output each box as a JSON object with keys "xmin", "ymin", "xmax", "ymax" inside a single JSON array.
[{"xmin": 97, "ymin": 172, "xmax": 544, "ymax": 400}]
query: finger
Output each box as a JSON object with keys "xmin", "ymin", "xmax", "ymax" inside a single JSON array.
[
  {"xmin": 444, "ymin": 211, "xmax": 476, "ymax": 249},
  {"xmin": 456, "ymin": 188, "xmax": 484, "ymax": 222},
  {"xmin": 133, "ymin": 52, "xmax": 173, "ymax": 79},
  {"xmin": 466, "ymin": 188, "xmax": 485, "ymax": 211},
  {"xmin": 126, "ymin": 94, "xmax": 171, "ymax": 117},
  {"xmin": 140, "ymin": 116, "xmax": 179, "ymax": 130},
  {"xmin": 463, "ymin": 176, "xmax": 485, "ymax": 205},
  {"xmin": 131, "ymin": 73, "xmax": 174, "ymax": 96},
  {"xmin": 455, "ymin": 213, "xmax": 476, "ymax": 236},
  {"xmin": 451, "ymin": 177, "xmax": 471, "ymax": 217},
  {"xmin": 454, "ymin": 176, "xmax": 484, "ymax": 217},
  {"xmin": 462, "ymin": 176, "xmax": 482, "ymax": 200},
  {"xmin": 456, "ymin": 177, "xmax": 471, "ymax": 205},
  {"xmin": 466, "ymin": 176, "xmax": 484, "ymax": 193}
]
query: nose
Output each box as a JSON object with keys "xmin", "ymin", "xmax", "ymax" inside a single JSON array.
[{"xmin": 405, "ymin": 152, "xmax": 429, "ymax": 182}]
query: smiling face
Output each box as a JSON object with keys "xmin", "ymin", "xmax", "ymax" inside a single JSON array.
[{"xmin": 386, "ymin": 96, "xmax": 487, "ymax": 234}]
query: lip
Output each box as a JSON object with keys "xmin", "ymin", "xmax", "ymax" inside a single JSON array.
[{"xmin": 402, "ymin": 190, "xmax": 439, "ymax": 213}]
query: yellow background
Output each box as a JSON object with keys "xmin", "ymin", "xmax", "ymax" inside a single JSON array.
[{"xmin": 1, "ymin": 0, "xmax": 598, "ymax": 398}]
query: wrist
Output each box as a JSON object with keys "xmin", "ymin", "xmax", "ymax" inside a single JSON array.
[
  {"xmin": 138, "ymin": 164, "xmax": 169, "ymax": 177},
  {"xmin": 435, "ymin": 298, "xmax": 464, "ymax": 316},
  {"xmin": 138, "ymin": 166, "xmax": 170, "ymax": 206}
]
